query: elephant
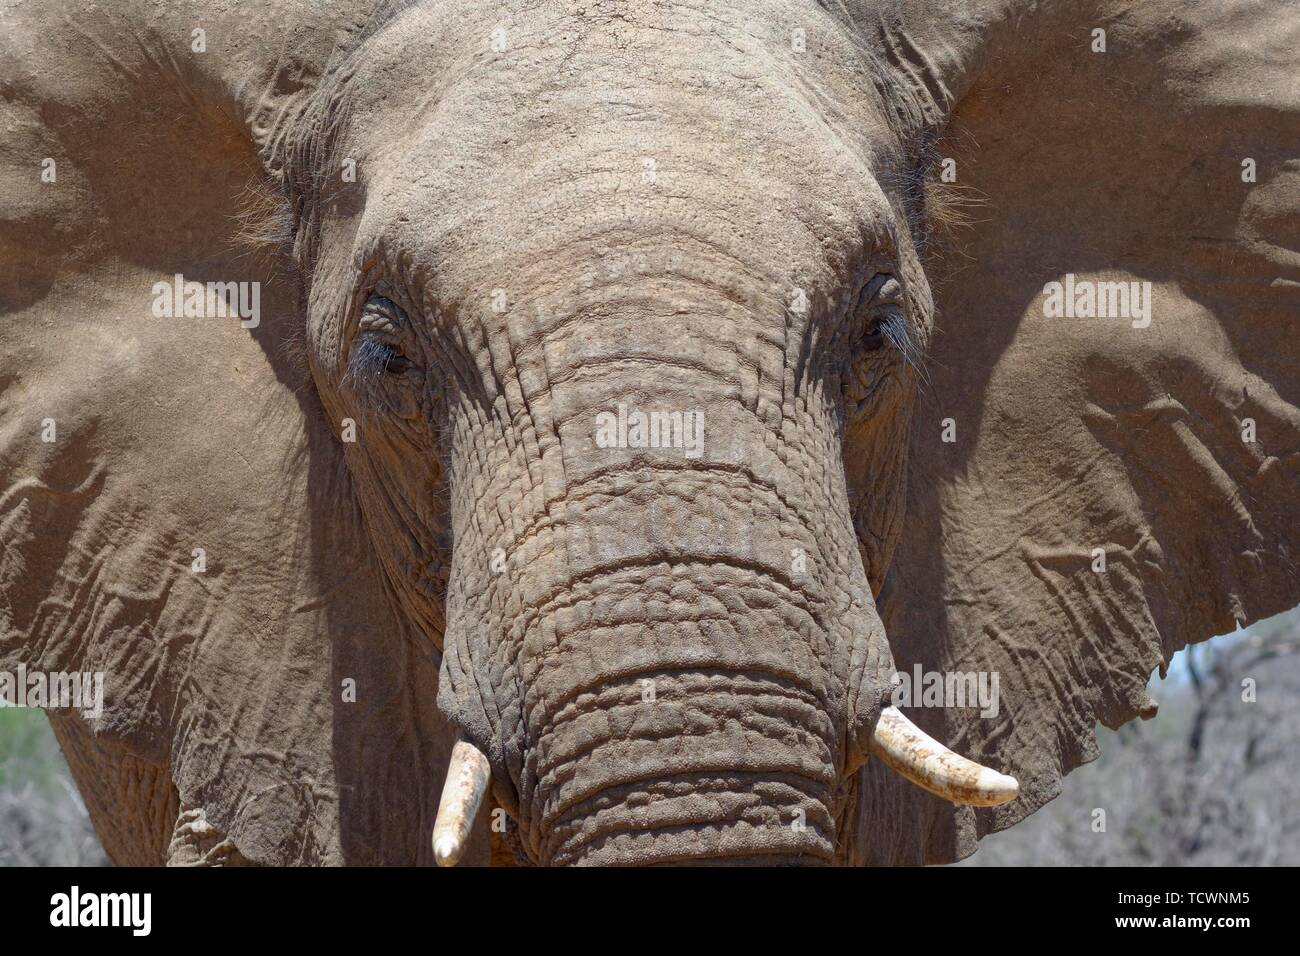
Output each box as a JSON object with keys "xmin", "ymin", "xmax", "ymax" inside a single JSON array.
[{"xmin": 1, "ymin": 0, "xmax": 1296, "ymax": 866}]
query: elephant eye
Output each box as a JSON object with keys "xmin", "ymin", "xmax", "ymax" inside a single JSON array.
[
  {"xmin": 345, "ymin": 293, "xmax": 422, "ymax": 401},
  {"xmin": 385, "ymin": 349, "xmax": 412, "ymax": 374},
  {"xmin": 863, "ymin": 316, "xmax": 885, "ymax": 349},
  {"xmin": 354, "ymin": 293, "xmax": 417, "ymax": 375},
  {"xmin": 363, "ymin": 339, "xmax": 413, "ymax": 375},
  {"xmin": 347, "ymin": 338, "xmax": 416, "ymax": 398},
  {"xmin": 855, "ymin": 274, "xmax": 905, "ymax": 352}
]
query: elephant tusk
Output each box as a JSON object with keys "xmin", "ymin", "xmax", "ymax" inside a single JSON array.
[
  {"xmin": 432, "ymin": 734, "xmax": 491, "ymax": 867},
  {"xmin": 869, "ymin": 706, "xmax": 1019, "ymax": 807}
]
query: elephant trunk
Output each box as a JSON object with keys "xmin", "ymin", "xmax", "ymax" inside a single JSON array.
[
  {"xmin": 428, "ymin": 323, "xmax": 1018, "ymax": 862},
  {"xmin": 517, "ymin": 565, "xmax": 844, "ymax": 866},
  {"xmin": 436, "ymin": 441, "xmax": 889, "ymax": 864}
]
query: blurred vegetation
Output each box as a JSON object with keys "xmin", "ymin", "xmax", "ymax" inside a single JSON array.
[
  {"xmin": 2, "ymin": 607, "xmax": 1297, "ymax": 866},
  {"xmin": 963, "ymin": 605, "xmax": 1300, "ymax": 866},
  {"xmin": 0, "ymin": 709, "xmax": 106, "ymax": 866}
]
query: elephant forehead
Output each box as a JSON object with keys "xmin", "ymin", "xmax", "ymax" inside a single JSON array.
[
  {"xmin": 344, "ymin": 0, "xmax": 894, "ymax": 149},
  {"xmin": 340, "ymin": 1, "xmax": 900, "ymax": 296}
]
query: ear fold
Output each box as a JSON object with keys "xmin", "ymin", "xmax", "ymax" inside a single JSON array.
[
  {"xmin": 847, "ymin": 0, "xmax": 1300, "ymax": 863},
  {"xmin": 0, "ymin": 1, "xmax": 476, "ymax": 864}
]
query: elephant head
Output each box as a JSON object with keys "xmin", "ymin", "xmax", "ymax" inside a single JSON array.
[{"xmin": 1, "ymin": 0, "xmax": 1296, "ymax": 866}]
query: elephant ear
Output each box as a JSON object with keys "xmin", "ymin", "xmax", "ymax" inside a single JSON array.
[
  {"xmin": 0, "ymin": 1, "xmax": 473, "ymax": 864},
  {"xmin": 849, "ymin": 0, "xmax": 1300, "ymax": 863}
]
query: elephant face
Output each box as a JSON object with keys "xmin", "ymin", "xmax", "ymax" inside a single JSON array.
[
  {"xmin": 1, "ymin": 0, "xmax": 1296, "ymax": 867},
  {"xmin": 289, "ymin": 3, "xmax": 934, "ymax": 863}
]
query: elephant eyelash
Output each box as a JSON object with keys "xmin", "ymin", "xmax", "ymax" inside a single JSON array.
[
  {"xmin": 358, "ymin": 337, "xmax": 412, "ymax": 373},
  {"xmin": 345, "ymin": 337, "xmax": 416, "ymax": 404},
  {"xmin": 343, "ymin": 291, "xmax": 419, "ymax": 385},
  {"xmin": 875, "ymin": 309, "xmax": 920, "ymax": 369},
  {"xmin": 856, "ymin": 275, "xmax": 922, "ymax": 371}
]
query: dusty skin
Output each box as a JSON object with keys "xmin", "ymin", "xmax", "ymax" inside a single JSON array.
[{"xmin": 0, "ymin": 0, "xmax": 1296, "ymax": 866}]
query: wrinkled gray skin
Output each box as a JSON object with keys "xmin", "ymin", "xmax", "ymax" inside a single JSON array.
[
  {"xmin": 299, "ymin": 3, "xmax": 919, "ymax": 865},
  {"xmin": 2, "ymin": 0, "xmax": 1297, "ymax": 866}
]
